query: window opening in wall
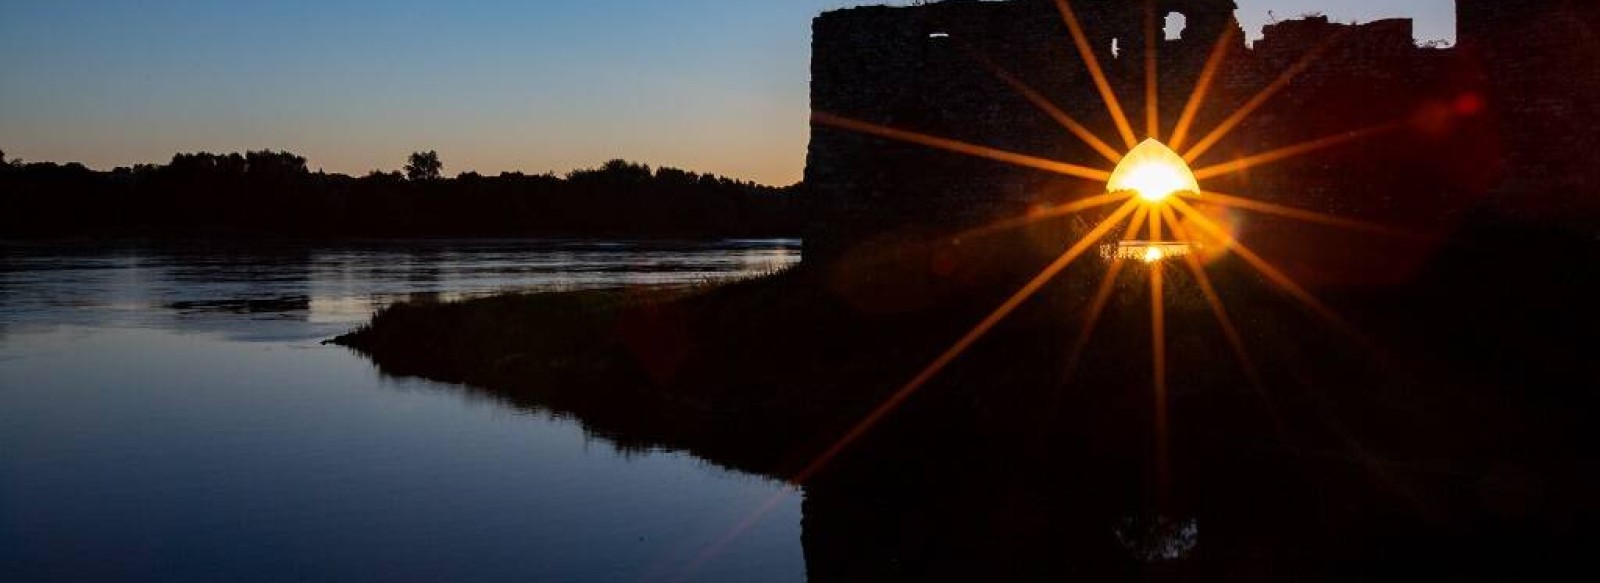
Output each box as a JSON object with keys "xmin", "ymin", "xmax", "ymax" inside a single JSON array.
[{"xmin": 1165, "ymin": 13, "xmax": 1188, "ymax": 40}]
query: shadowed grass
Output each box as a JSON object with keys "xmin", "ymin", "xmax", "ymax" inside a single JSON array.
[{"xmin": 327, "ymin": 217, "xmax": 1600, "ymax": 577}]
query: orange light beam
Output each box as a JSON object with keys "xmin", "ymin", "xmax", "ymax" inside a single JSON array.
[
  {"xmin": 1063, "ymin": 206, "xmax": 1148, "ymax": 377},
  {"xmin": 679, "ymin": 199, "xmax": 1140, "ymax": 583},
  {"xmin": 1150, "ymin": 237, "xmax": 1170, "ymax": 493},
  {"xmin": 1149, "ymin": 200, "xmax": 1163, "ymax": 242},
  {"xmin": 1190, "ymin": 190, "xmax": 1427, "ymax": 240},
  {"xmin": 1168, "ymin": 21, "xmax": 1238, "ymax": 151},
  {"xmin": 1160, "ymin": 205, "xmax": 1266, "ymax": 390},
  {"xmin": 1125, "ymin": 206, "xmax": 1152, "ymax": 244},
  {"xmin": 1279, "ymin": 365, "xmax": 1426, "ymax": 513},
  {"xmin": 955, "ymin": 192, "xmax": 1131, "ymax": 241},
  {"xmin": 1192, "ymin": 121, "xmax": 1408, "ymax": 180},
  {"xmin": 1053, "ymin": 0, "xmax": 1140, "ymax": 149},
  {"xmin": 672, "ymin": 485, "xmax": 796, "ymax": 583},
  {"xmin": 1144, "ymin": 0, "xmax": 1160, "ymax": 140},
  {"xmin": 813, "ymin": 112, "xmax": 1113, "ymax": 182},
  {"xmin": 1169, "ymin": 198, "xmax": 1351, "ymax": 334},
  {"xmin": 791, "ymin": 198, "xmax": 1142, "ymax": 487},
  {"xmin": 1183, "ymin": 28, "xmax": 1353, "ymax": 164},
  {"xmin": 983, "ymin": 62, "xmax": 1126, "ymax": 164}
]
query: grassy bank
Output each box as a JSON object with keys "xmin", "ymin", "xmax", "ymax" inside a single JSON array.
[
  {"xmin": 330, "ymin": 267, "xmax": 936, "ymax": 475},
  {"xmin": 332, "ymin": 217, "xmax": 1597, "ymax": 475}
]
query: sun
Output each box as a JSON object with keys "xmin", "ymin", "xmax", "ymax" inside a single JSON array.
[{"xmin": 1107, "ymin": 139, "xmax": 1200, "ymax": 203}]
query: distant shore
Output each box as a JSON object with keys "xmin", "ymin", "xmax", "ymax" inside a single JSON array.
[{"xmin": 0, "ymin": 154, "xmax": 801, "ymax": 240}]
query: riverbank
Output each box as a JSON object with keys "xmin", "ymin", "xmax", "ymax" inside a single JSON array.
[
  {"xmin": 331, "ymin": 217, "xmax": 1598, "ymax": 477},
  {"xmin": 329, "ymin": 265, "xmax": 1001, "ymax": 477},
  {"xmin": 330, "ymin": 218, "xmax": 1599, "ymax": 576}
]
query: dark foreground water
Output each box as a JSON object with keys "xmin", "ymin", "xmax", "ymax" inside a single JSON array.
[{"xmin": 0, "ymin": 239, "xmax": 804, "ymax": 582}]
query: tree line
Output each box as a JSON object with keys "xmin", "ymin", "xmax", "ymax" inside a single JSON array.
[{"xmin": 0, "ymin": 149, "xmax": 801, "ymax": 238}]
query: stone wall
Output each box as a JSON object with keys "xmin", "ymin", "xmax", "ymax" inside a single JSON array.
[
  {"xmin": 1457, "ymin": 0, "xmax": 1600, "ymax": 216},
  {"xmin": 804, "ymin": 0, "xmax": 1593, "ymax": 266},
  {"xmin": 805, "ymin": 0, "xmax": 1240, "ymax": 261}
]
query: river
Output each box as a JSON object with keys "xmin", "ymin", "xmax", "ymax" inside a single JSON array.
[{"xmin": 0, "ymin": 239, "xmax": 805, "ymax": 582}]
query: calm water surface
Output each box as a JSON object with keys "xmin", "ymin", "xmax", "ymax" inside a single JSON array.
[{"xmin": 0, "ymin": 239, "xmax": 804, "ymax": 582}]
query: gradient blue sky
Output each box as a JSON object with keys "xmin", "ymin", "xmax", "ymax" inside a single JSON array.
[{"xmin": 0, "ymin": 1, "xmax": 1455, "ymax": 185}]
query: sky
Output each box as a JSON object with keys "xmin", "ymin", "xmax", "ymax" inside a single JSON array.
[{"xmin": 0, "ymin": 1, "xmax": 1455, "ymax": 185}]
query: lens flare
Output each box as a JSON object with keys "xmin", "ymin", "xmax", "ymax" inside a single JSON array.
[
  {"xmin": 686, "ymin": 2, "xmax": 1422, "ymax": 575},
  {"xmin": 1107, "ymin": 139, "xmax": 1200, "ymax": 203}
]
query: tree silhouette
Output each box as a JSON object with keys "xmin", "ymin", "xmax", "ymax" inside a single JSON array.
[
  {"xmin": 0, "ymin": 150, "xmax": 799, "ymax": 238},
  {"xmin": 245, "ymin": 150, "xmax": 308, "ymax": 178},
  {"xmin": 405, "ymin": 150, "xmax": 443, "ymax": 181}
]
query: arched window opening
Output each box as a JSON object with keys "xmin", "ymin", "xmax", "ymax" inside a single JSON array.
[{"xmin": 1165, "ymin": 12, "xmax": 1188, "ymax": 41}]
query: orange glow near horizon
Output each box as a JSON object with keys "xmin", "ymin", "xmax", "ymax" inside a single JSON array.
[{"xmin": 1103, "ymin": 241, "xmax": 1193, "ymax": 262}]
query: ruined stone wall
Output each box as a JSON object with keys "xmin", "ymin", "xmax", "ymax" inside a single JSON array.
[
  {"xmin": 1458, "ymin": 0, "xmax": 1600, "ymax": 216},
  {"xmin": 809, "ymin": 1, "xmax": 1096, "ymax": 262},
  {"xmin": 806, "ymin": 0, "xmax": 1246, "ymax": 261},
  {"xmin": 1210, "ymin": 18, "xmax": 1473, "ymax": 227},
  {"xmin": 804, "ymin": 0, "xmax": 1525, "ymax": 268}
]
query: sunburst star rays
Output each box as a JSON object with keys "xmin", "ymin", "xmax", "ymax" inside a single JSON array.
[{"xmin": 687, "ymin": 1, "xmax": 1426, "ymax": 575}]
